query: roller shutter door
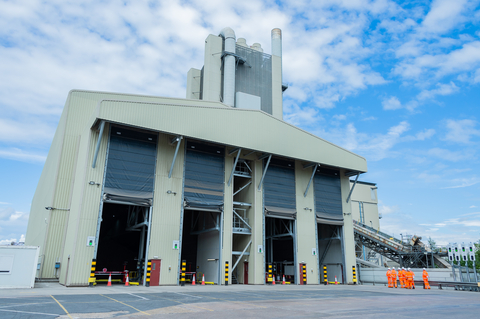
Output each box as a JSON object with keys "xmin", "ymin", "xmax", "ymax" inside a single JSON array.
[
  {"xmin": 264, "ymin": 161, "xmax": 296, "ymax": 219},
  {"xmin": 104, "ymin": 126, "xmax": 157, "ymax": 206},
  {"xmin": 315, "ymin": 169, "xmax": 343, "ymax": 225},
  {"xmin": 184, "ymin": 141, "xmax": 225, "ymax": 211}
]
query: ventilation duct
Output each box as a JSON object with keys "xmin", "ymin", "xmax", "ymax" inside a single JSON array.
[{"xmin": 219, "ymin": 27, "xmax": 236, "ymax": 107}]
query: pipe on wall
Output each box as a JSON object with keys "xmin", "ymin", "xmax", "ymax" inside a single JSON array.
[{"xmin": 219, "ymin": 27, "xmax": 236, "ymax": 107}]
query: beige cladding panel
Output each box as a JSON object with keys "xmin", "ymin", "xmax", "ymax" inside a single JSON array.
[
  {"xmin": 350, "ymin": 183, "xmax": 377, "ymax": 204},
  {"xmin": 186, "ymin": 68, "xmax": 201, "ymax": 100},
  {"xmin": 62, "ymin": 125, "xmax": 108, "ymax": 285},
  {"xmin": 294, "ymin": 161, "xmax": 318, "ymax": 284},
  {"xmin": 97, "ymin": 101, "xmax": 367, "ymax": 172},
  {"xmin": 248, "ymin": 160, "xmax": 263, "ymax": 284},
  {"xmin": 362, "ymin": 202, "xmax": 380, "ymax": 230},
  {"xmin": 340, "ymin": 171, "xmax": 356, "ymax": 284},
  {"xmin": 26, "ymin": 100, "xmax": 70, "ymax": 263},
  {"xmin": 202, "ymin": 35, "xmax": 222, "ymax": 102},
  {"xmin": 148, "ymin": 133, "xmax": 185, "ymax": 285},
  {"xmin": 222, "ymin": 153, "xmax": 233, "ymax": 285},
  {"xmin": 271, "ymin": 55, "xmax": 283, "ymax": 120}
]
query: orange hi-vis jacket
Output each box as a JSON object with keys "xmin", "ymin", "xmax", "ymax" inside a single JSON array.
[
  {"xmin": 422, "ymin": 270, "xmax": 429, "ymax": 281},
  {"xmin": 406, "ymin": 270, "xmax": 414, "ymax": 281},
  {"xmin": 391, "ymin": 269, "xmax": 397, "ymax": 281},
  {"xmin": 386, "ymin": 269, "xmax": 391, "ymax": 279}
]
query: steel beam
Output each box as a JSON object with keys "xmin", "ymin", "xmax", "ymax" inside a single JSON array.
[
  {"xmin": 168, "ymin": 136, "xmax": 183, "ymax": 178},
  {"xmin": 233, "ymin": 209, "xmax": 251, "ymax": 230},
  {"xmin": 228, "ymin": 148, "xmax": 242, "ymax": 186},
  {"xmin": 258, "ymin": 154, "xmax": 272, "ymax": 190},
  {"xmin": 231, "ymin": 240, "xmax": 252, "ymax": 273},
  {"xmin": 346, "ymin": 173, "xmax": 359, "ymax": 203},
  {"xmin": 92, "ymin": 120, "xmax": 105, "ymax": 168},
  {"xmin": 233, "ymin": 181, "xmax": 252, "ymax": 196},
  {"xmin": 304, "ymin": 163, "xmax": 319, "ymax": 197}
]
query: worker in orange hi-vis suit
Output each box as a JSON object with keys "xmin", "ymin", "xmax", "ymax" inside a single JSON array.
[
  {"xmin": 422, "ymin": 268, "xmax": 431, "ymax": 289},
  {"xmin": 398, "ymin": 267, "xmax": 404, "ymax": 288},
  {"xmin": 391, "ymin": 267, "xmax": 398, "ymax": 288},
  {"xmin": 386, "ymin": 268, "xmax": 392, "ymax": 288},
  {"xmin": 401, "ymin": 267, "xmax": 407, "ymax": 288},
  {"xmin": 407, "ymin": 268, "xmax": 415, "ymax": 289}
]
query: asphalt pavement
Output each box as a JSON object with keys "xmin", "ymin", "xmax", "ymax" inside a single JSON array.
[{"xmin": 0, "ymin": 282, "xmax": 479, "ymax": 318}]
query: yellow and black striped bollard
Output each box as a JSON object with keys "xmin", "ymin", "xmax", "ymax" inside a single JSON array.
[
  {"xmin": 303, "ymin": 264, "xmax": 307, "ymax": 285},
  {"xmin": 268, "ymin": 263, "xmax": 273, "ymax": 284},
  {"xmin": 145, "ymin": 259, "xmax": 151, "ymax": 287},
  {"xmin": 225, "ymin": 261, "xmax": 229, "ymax": 286},
  {"xmin": 323, "ymin": 265, "xmax": 328, "ymax": 285},
  {"xmin": 181, "ymin": 260, "xmax": 186, "ymax": 287},
  {"xmin": 89, "ymin": 259, "xmax": 96, "ymax": 287},
  {"xmin": 352, "ymin": 266, "xmax": 357, "ymax": 284}
]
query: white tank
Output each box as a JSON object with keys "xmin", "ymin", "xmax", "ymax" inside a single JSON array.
[
  {"xmin": 251, "ymin": 43, "xmax": 263, "ymax": 52},
  {"xmin": 237, "ymin": 38, "xmax": 248, "ymax": 48}
]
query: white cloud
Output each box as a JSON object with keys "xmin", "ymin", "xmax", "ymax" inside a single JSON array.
[
  {"xmin": 420, "ymin": 0, "xmax": 469, "ymax": 35},
  {"xmin": 0, "ymin": 207, "xmax": 29, "ymax": 244},
  {"xmin": 417, "ymin": 82, "xmax": 459, "ymax": 100},
  {"xmin": 415, "ymin": 129, "xmax": 435, "ymax": 140},
  {"xmin": 427, "ymin": 147, "xmax": 474, "ymax": 162},
  {"xmin": 311, "ymin": 121, "xmax": 410, "ymax": 161},
  {"xmin": 443, "ymin": 119, "xmax": 480, "ymax": 144},
  {"xmin": 441, "ymin": 178, "xmax": 480, "ymax": 189},
  {"xmin": 0, "ymin": 148, "xmax": 47, "ymax": 163},
  {"xmin": 382, "ymin": 96, "xmax": 402, "ymax": 110},
  {"xmin": 332, "ymin": 114, "xmax": 347, "ymax": 121}
]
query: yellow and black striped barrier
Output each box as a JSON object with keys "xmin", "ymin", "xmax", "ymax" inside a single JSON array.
[
  {"xmin": 181, "ymin": 260, "xmax": 186, "ymax": 287},
  {"xmin": 302, "ymin": 264, "xmax": 307, "ymax": 285},
  {"xmin": 88, "ymin": 259, "xmax": 96, "ymax": 287},
  {"xmin": 352, "ymin": 266, "xmax": 357, "ymax": 284},
  {"xmin": 323, "ymin": 265, "xmax": 328, "ymax": 285},
  {"xmin": 268, "ymin": 263, "xmax": 273, "ymax": 283},
  {"xmin": 145, "ymin": 259, "xmax": 151, "ymax": 287},
  {"xmin": 225, "ymin": 261, "xmax": 229, "ymax": 286}
]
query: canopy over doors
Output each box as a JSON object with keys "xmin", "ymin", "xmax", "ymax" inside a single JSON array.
[
  {"xmin": 264, "ymin": 159, "xmax": 296, "ymax": 220},
  {"xmin": 104, "ymin": 126, "xmax": 157, "ymax": 206},
  {"xmin": 184, "ymin": 141, "xmax": 225, "ymax": 211},
  {"xmin": 314, "ymin": 168, "xmax": 343, "ymax": 225}
]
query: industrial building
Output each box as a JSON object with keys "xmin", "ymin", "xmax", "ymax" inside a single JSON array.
[{"xmin": 26, "ymin": 28, "xmax": 370, "ymax": 286}]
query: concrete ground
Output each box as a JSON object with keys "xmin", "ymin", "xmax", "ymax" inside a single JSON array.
[{"xmin": 0, "ymin": 282, "xmax": 479, "ymax": 318}]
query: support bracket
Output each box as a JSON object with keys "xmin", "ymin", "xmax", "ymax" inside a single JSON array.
[
  {"xmin": 304, "ymin": 164, "xmax": 319, "ymax": 197},
  {"xmin": 92, "ymin": 120, "xmax": 105, "ymax": 168},
  {"xmin": 258, "ymin": 154, "xmax": 272, "ymax": 190},
  {"xmin": 168, "ymin": 136, "xmax": 183, "ymax": 178},
  {"xmin": 228, "ymin": 148, "xmax": 242, "ymax": 186},
  {"xmin": 346, "ymin": 173, "xmax": 360, "ymax": 203}
]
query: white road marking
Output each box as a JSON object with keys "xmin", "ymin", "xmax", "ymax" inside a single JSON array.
[
  {"xmin": 126, "ymin": 293, "xmax": 149, "ymax": 300},
  {"xmin": 0, "ymin": 308, "xmax": 58, "ymax": 316},
  {"xmin": 172, "ymin": 292, "xmax": 203, "ymax": 299},
  {"xmin": 0, "ymin": 301, "xmax": 56, "ymax": 308}
]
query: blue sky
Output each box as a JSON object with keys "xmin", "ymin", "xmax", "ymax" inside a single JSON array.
[{"xmin": 1, "ymin": 0, "xmax": 479, "ymax": 246}]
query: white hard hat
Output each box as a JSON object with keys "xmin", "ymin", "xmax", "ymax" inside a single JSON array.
[
  {"xmin": 408, "ymin": 267, "xmax": 411, "ymax": 270},
  {"xmin": 423, "ymin": 268, "xmax": 426, "ymax": 270},
  {"xmin": 392, "ymin": 267, "xmax": 395, "ymax": 269},
  {"xmin": 388, "ymin": 267, "xmax": 390, "ymax": 270}
]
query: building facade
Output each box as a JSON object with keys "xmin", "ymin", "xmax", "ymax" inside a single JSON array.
[{"xmin": 26, "ymin": 28, "xmax": 368, "ymax": 286}]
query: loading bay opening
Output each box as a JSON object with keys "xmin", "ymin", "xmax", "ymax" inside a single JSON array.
[
  {"xmin": 95, "ymin": 203, "xmax": 150, "ymax": 285},
  {"xmin": 181, "ymin": 208, "xmax": 221, "ymax": 285},
  {"xmin": 265, "ymin": 217, "xmax": 296, "ymax": 284}
]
